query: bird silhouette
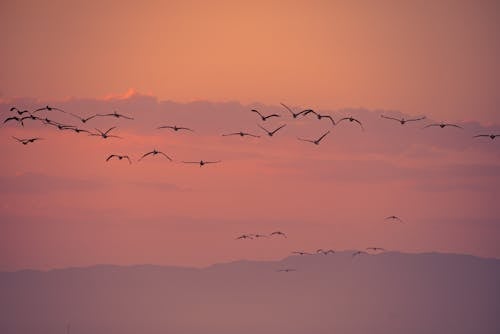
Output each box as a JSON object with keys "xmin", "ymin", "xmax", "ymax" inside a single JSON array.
[
  {"xmin": 12, "ymin": 136, "xmax": 42, "ymax": 145},
  {"xmin": 270, "ymin": 231, "xmax": 287, "ymax": 238},
  {"xmin": 9, "ymin": 107, "xmax": 31, "ymax": 115},
  {"xmin": 298, "ymin": 131, "xmax": 330, "ymax": 145},
  {"xmin": 277, "ymin": 268, "xmax": 296, "ymax": 272},
  {"xmin": 292, "ymin": 251, "xmax": 313, "ymax": 255},
  {"xmin": 99, "ymin": 111, "xmax": 134, "ymax": 120},
  {"xmin": 423, "ymin": 123, "xmax": 463, "ymax": 129},
  {"xmin": 33, "ymin": 105, "xmax": 66, "ymax": 113},
  {"xmin": 236, "ymin": 234, "xmax": 254, "ymax": 240},
  {"xmin": 366, "ymin": 247, "xmax": 385, "ymax": 252},
  {"xmin": 381, "ymin": 115, "xmax": 426, "ymax": 124},
  {"xmin": 385, "ymin": 215, "xmax": 403, "ymax": 223},
  {"xmin": 106, "ymin": 154, "xmax": 132, "ymax": 164},
  {"xmin": 473, "ymin": 134, "xmax": 499, "ymax": 140},
  {"xmin": 303, "ymin": 110, "xmax": 336, "ymax": 125},
  {"xmin": 337, "ymin": 116, "xmax": 364, "ymax": 130},
  {"xmin": 138, "ymin": 149, "xmax": 172, "ymax": 161},
  {"xmin": 68, "ymin": 112, "xmax": 99, "ymax": 123},
  {"xmin": 352, "ymin": 250, "xmax": 368, "ymax": 257},
  {"xmin": 90, "ymin": 127, "xmax": 122, "ymax": 139},
  {"xmin": 222, "ymin": 131, "xmax": 260, "ymax": 138},
  {"xmin": 316, "ymin": 249, "xmax": 335, "ymax": 255},
  {"xmin": 3, "ymin": 116, "xmax": 25, "ymax": 126},
  {"xmin": 258, "ymin": 124, "xmax": 286, "ymax": 137},
  {"xmin": 251, "ymin": 109, "xmax": 280, "ymax": 121},
  {"xmin": 157, "ymin": 125, "xmax": 194, "ymax": 132},
  {"xmin": 280, "ymin": 103, "xmax": 308, "ymax": 119},
  {"xmin": 250, "ymin": 234, "xmax": 268, "ymax": 238},
  {"xmin": 182, "ymin": 160, "xmax": 221, "ymax": 167}
]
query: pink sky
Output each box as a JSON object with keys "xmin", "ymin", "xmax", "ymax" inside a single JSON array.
[{"xmin": 0, "ymin": 1, "xmax": 499, "ymax": 270}]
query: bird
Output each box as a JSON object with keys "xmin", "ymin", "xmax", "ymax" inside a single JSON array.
[
  {"xmin": 236, "ymin": 234, "xmax": 254, "ymax": 240},
  {"xmin": 251, "ymin": 109, "xmax": 280, "ymax": 121},
  {"xmin": 250, "ymin": 234, "xmax": 268, "ymax": 238},
  {"xmin": 64, "ymin": 127, "xmax": 92, "ymax": 134},
  {"xmin": 316, "ymin": 249, "xmax": 335, "ymax": 255},
  {"xmin": 182, "ymin": 160, "xmax": 221, "ymax": 167},
  {"xmin": 292, "ymin": 251, "xmax": 313, "ymax": 256},
  {"xmin": 157, "ymin": 125, "xmax": 194, "ymax": 132},
  {"xmin": 280, "ymin": 103, "xmax": 308, "ymax": 119},
  {"xmin": 298, "ymin": 131, "xmax": 330, "ymax": 145},
  {"xmin": 222, "ymin": 131, "xmax": 260, "ymax": 138},
  {"xmin": 303, "ymin": 110, "xmax": 336, "ymax": 125},
  {"xmin": 366, "ymin": 247, "xmax": 385, "ymax": 252},
  {"xmin": 106, "ymin": 154, "xmax": 132, "ymax": 164},
  {"xmin": 381, "ymin": 115, "xmax": 426, "ymax": 124},
  {"xmin": 385, "ymin": 215, "xmax": 403, "ymax": 223},
  {"xmin": 3, "ymin": 116, "xmax": 25, "ymax": 126},
  {"xmin": 12, "ymin": 136, "xmax": 42, "ymax": 145},
  {"xmin": 277, "ymin": 269, "xmax": 296, "ymax": 272},
  {"xmin": 33, "ymin": 105, "xmax": 66, "ymax": 113},
  {"xmin": 473, "ymin": 134, "xmax": 500, "ymax": 140},
  {"xmin": 99, "ymin": 110, "xmax": 134, "ymax": 120},
  {"xmin": 423, "ymin": 122, "xmax": 463, "ymax": 129},
  {"xmin": 9, "ymin": 107, "xmax": 30, "ymax": 115},
  {"xmin": 138, "ymin": 149, "xmax": 172, "ymax": 161},
  {"xmin": 270, "ymin": 231, "xmax": 287, "ymax": 238},
  {"xmin": 90, "ymin": 127, "xmax": 122, "ymax": 139},
  {"xmin": 258, "ymin": 124, "xmax": 286, "ymax": 137},
  {"xmin": 337, "ymin": 116, "xmax": 364, "ymax": 130},
  {"xmin": 352, "ymin": 250, "xmax": 368, "ymax": 257},
  {"xmin": 68, "ymin": 112, "xmax": 99, "ymax": 123}
]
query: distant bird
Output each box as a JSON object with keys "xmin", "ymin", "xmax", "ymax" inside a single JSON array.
[
  {"xmin": 277, "ymin": 269, "xmax": 296, "ymax": 272},
  {"xmin": 182, "ymin": 160, "xmax": 221, "ymax": 167},
  {"xmin": 258, "ymin": 124, "xmax": 286, "ymax": 137},
  {"xmin": 366, "ymin": 247, "xmax": 385, "ymax": 252},
  {"xmin": 292, "ymin": 251, "xmax": 313, "ymax": 256},
  {"xmin": 33, "ymin": 105, "xmax": 65, "ymax": 113},
  {"xmin": 270, "ymin": 231, "xmax": 287, "ymax": 238},
  {"xmin": 280, "ymin": 103, "xmax": 308, "ymax": 119},
  {"xmin": 90, "ymin": 127, "xmax": 121, "ymax": 139},
  {"xmin": 298, "ymin": 131, "xmax": 330, "ymax": 145},
  {"xmin": 352, "ymin": 250, "xmax": 368, "ymax": 257},
  {"xmin": 99, "ymin": 111, "xmax": 134, "ymax": 120},
  {"xmin": 316, "ymin": 249, "xmax": 335, "ymax": 255},
  {"xmin": 423, "ymin": 122, "xmax": 463, "ymax": 129},
  {"xmin": 138, "ymin": 149, "xmax": 172, "ymax": 161},
  {"xmin": 12, "ymin": 136, "xmax": 42, "ymax": 145},
  {"xmin": 106, "ymin": 154, "xmax": 132, "ymax": 164},
  {"xmin": 251, "ymin": 109, "xmax": 280, "ymax": 121},
  {"xmin": 251, "ymin": 234, "xmax": 268, "ymax": 238},
  {"xmin": 381, "ymin": 115, "xmax": 426, "ymax": 125},
  {"xmin": 303, "ymin": 110, "xmax": 336, "ymax": 125},
  {"xmin": 222, "ymin": 131, "xmax": 260, "ymax": 138},
  {"xmin": 385, "ymin": 215, "xmax": 403, "ymax": 223},
  {"xmin": 3, "ymin": 116, "xmax": 24, "ymax": 126},
  {"xmin": 9, "ymin": 107, "xmax": 30, "ymax": 115},
  {"xmin": 236, "ymin": 234, "xmax": 254, "ymax": 240},
  {"xmin": 337, "ymin": 116, "xmax": 364, "ymax": 130},
  {"xmin": 157, "ymin": 125, "xmax": 194, "ymax": 132},
  {"xmin": 65, "ymin": 127, "xmax": 92, "ymax": 134},
  {"xmin": 68, "ymin": 113, "xmax": 99, "ymax": 123},
  {"xmin": 473, "ymin": 134, "xmax": 500, "ymax": 140}
]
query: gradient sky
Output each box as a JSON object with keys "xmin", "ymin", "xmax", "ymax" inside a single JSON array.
[{"xmin": 0, "ymin": 0, "xmax": 499, "ymax": 270}]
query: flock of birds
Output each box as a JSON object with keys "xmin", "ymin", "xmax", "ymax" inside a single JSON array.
[{"xmin": 3, "ymin": 102, "xmax": 499, "ymax": 273}]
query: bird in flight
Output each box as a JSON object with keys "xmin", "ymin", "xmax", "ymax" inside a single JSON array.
[
  {"xmin": 277, "ymin": 269, "xmax": 296, "ymax": 272},
  {"xmin": 303, "ymin": 110, "xmax": 336, "ymax": 125},
  {"xmin": 182, "ymin": 160, "xmax": 221, "ymax": 167},
  {"xmin": 33, "ymin": 105, "xmax": 66, "ymax": 113},
  {"xmin": 381, "ymin": 115, "xmax": 426, "ymax": 125},
  {"xmin": 337, "ymin": 116, "xmax": 364, "ymax": 130},
  {"xmin": 106, "ymin": 154, "xmax": 132, "ymax": 164},
  {"xmin": 250, "ymin": 234, "xmax": 268, "ymax": 238},
  {"xmin": 3, "ymin": 116, "xmax": 25, "ymax": 126},
  {"xmin": 298, "ymin": 131, "xmax": 330, "ymax": 145},
  {"xmin": 366, "ymin": 247, "xmax": 385, "ymax": 252},
  {"xmin": 385, "ymin": 215, "xmax": 403, "ymax": 223},
  {"xmin": 157, "ymin": 125, "xmax": 194, "ymax": 132},
  {"xmin": 280, "ymin": 103, "xmax": 308, "ymax": 119},
  {"xmin": 12, "ymin": 136, "xmax": 43, "ymax": 145},
  {"xmin": 90, "ymin": 127, "xmax": 122, "ymax": 139},
  {"xmin": 473, "ymin": 134, "xmax": 500, "ymax": 140},
  {"xmin": 292, "ymin": 251, "xmax": 313, "ymax": 256},
  {"xmin": 99, "ymin": 111, "xmax": 134, "ymax": 120},
  {"xmin": 68, "ymin": 112, "xmax": 99, "ymax": 123},
  {"xmin": 236, "ymin": 234, "xmax": 254, "ymax": 240},
  {"xmin": 251, "ymin": 109, "xmax": 280, "ymax": 121},
  {"xmin": 270, "ymin": 231, "xmax": 287, "ymax": 238},
  {"xmin": 9, "ymin": 107, "xmax": 31, "ymax": 115},
  {"xmin": 258, "ymin": 124, "xmax": 286, "ymax": 137},
  {"xmin": 222, "ymin": 131, "xmax": 260, "ymax": 138},
  {"xmin": 352, "ymin": 250, "xmax": 368, "ymax": 257},
  {"xmin": 64, "ymin": 127, "xmax": 92, "ymax": 134},
  {"xmin": 423, "ymin": 122, "xmax": 463, "ymax": 129},
  {"xmin": 316, "ymin": 249, "xmax": 335, "ymax": 255},
  {"xmin": 138, "ymin": 149, "xmax": 172, "ymax": 161}
]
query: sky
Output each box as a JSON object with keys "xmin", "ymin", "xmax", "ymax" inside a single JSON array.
[{"xmin": 0, "ymin": 0, "xmax": 499, "ymax": 271}]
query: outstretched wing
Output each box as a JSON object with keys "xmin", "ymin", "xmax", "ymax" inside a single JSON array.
[
  {"xmin": 106, "ymin": 154, "xmax": 117, "ymax": 162},
  {"xmin": 380, "ymin": 115, "xmax": 400, "ymax": 122},
  {"xmin": 280, "ymin": 103, "xmax": 294, "ymax": 115},
  {"xmin": 406, "ymin": 116, "xmax": 426, "ymax": 122},
  {"xmin": 316, "ymin": 131, "xmax": 330, "ymax": 143},
  {"xmin": 251, "ymin": 109, "xmax": 263, "ymax": 118},
  {"xmin": 270, "ymin": 124, "xmax": 286, "ymax": 134},
  {"xmin": 158, "ymin": 151, "xmax": 172, "ymax": 161}
]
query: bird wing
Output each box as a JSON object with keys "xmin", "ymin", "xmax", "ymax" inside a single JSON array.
[
  {"xmin": 139, "ymin": 151, "xmax": 154, "ymax": 161},
  {"xmin": 182, "ymin": 161, "xmax": 199, "ymax": 164},
  {"xmin": 352, "ymin": 118, "xmax": 364, "ymax": 129},
  {"xmin": 12, "ymin": 136, "xmax": 23, "ymax": 142},
  {"xmin": 280, "ymin": 103, "xmax": 294, "ymax": 115},
  {"xmin": 257, "ymin": 124, "xmax": 270, "ymax": 134},
  {"xmin": 33, "ymin": 107, "xmax": 46, "ymax": 112},
  {"xmin": 302, "ymin": 109, "xmax": 316, "ymax": 116},
  {"xmin": 106, "ymin": 155, "xmax": 117, "ymax": 162},
  {"xmin": 264, "ymin": 114, "xmax": 280, "ymax": 119},
  {"xmin": 445, "ymin": 123, "xmax": 463, "ymax": 129},
  {"xmin": 406, "ymin": 116, "xmax": 426, "ymax": 122},
  {"xmin": 124, "ymin": 156, "xmax": 132, "ymax": 164},
  {"xmin": 222, "ymin": 133, "xmax": 239, "ymax": 136},
  {"xmin": 179, "ymin": 127, "xmax": 194, "ymax": 131},
  {"xmin": 473, "ymin": 134, "xmax": 489, "ymax": 138},
  {"xmin": 121, "ymin": 114, "xmax": 134, "ymax": 120},
  {"xmin": 322, "ymin": 115, "xmax": 336, "ymax": 125},
  {"xmin": 423, "ymin": 124, "xmax": 439, "ymax": 129},
  {"xmin": 243, "ymin": 132, "xmax": 260, "ymax": 137},
  {"xmin": 317, "ymin": 131, "xmax": 330, "ymax": 142},
  {"xmin": 270, "ymin": 124, "xmax": 286, "ymax": 134},
  {"xmin": 337, "ymin": 117, "xmax": 349, "ymax": 123},
  {"xmin": 204, "ymin": 161, "xmax": 221, "ymax": 164},
  {"xmin": 104, "ymin": 126, "xmax": 117, "ymax": 135},
  {"xmin": 298, "ymin": 137, "xmax": 314, "ymax": 143},
  {"xmin": 158, "ymin": 152, "xmax": 172, "ymax": 161},
  {"xmin": 52, "ymin": 107, "xmax": 66, "ymax": 113},
  {"xmin": 380, "ymin": 115, "xmax": 400, "ymax": 122},
  {"xmin": 251, "ymin": 109, "xmax": 263, "ymax": 117},
  {"xmin": 157, "ymin": 125, "xmax": 174, "ymax": 129}
]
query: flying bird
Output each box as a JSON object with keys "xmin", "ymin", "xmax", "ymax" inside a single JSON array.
[
  {"xmin": 106, "ymin": 154, "xmax": 132, "ymax": 164},
  {"xmin": 385, "ymin": 215, "xmax": 403, "ymax": 223},
  {"xmin": 316, "ymin": 249, "xmax": 335, "ymax": 255},
  {"xmin": 182, "ymin": 160, "xmax": 221, "ymax": 167},
  {"xmin": 423, "ymin": 123, "xmax": 463, "ymax": 129},
  {"xmin": 352, "ymin": 250, "xmax": 368, "ymax": 257},
  {"xmin": 236, "ymin": 234, "xmax": 254, "ymax": 240},
  {"xmin": 337, "ymin": 116, "xmax": 364, "ymax": 130},
  {"xmin": 298, "ymin": 131, "xmax": 330, "ymax": 145},
  {"xmin": 473, "ymin": 134, "xmax": 500, "ymax": 140},
  {"xmin": 68, "ymin": 112, "xmax": 99, "ymax": 123},
  {"xmin": 280, "ymin": 102, "xmax": 308, "ymax": 119},
  {"xmin": 3, "ymin": 116, "xmax": 24, "ymax": 126},
  {"xmin": 99, "ymin": 111, "xmax": 134, "ymax": 120},
  {"xmin": 12, "ymin": 136, "xmax": 43, "ymax": 145},
  {"xmin": 138, "ymin": 149, "xmax": 172, "ymax": 161},
  {"xmin": 157, "ymin": 125, "xmax": 194, "ymax": 132},
  {"xmin": 303, "ymin": 110, "xmax": 336, "ymax": 125},
  {"xmin": 90, "ymin": 127, "xmax": 122, "ymax": 139},
  {"xmin": 33, "ymin": 105, "xmax": 66, "ymax": 113},
  {"xmin": 292, "ymin": 251, "xmax": 313, "ymax": 256},
  {"xmin": 270, "ymin": 231, "xmax": 287, "ymax": 238},
  {"xmin": 250, "ymin": 234, "xmax": 268, "ymax": 238},
  {"xmin": 251, "ymin": 109, "xmax": 280, "ymax": 121},
  {"xmin": 222, "ymin": 131, "xmax": 260, "ymax": 138},
  {"xmin": 258, "ymin": 124, "xmax": 286, "ymax": 137},
  {"xmin": 277, "ymin": 269, "xmax": 296, "ymax": 272},
  {"xmin": 366, "ymin": 247, "xmax": 385, "ymax": 252},
  {"xmin": 9, "ymin": 107, "xmax": 30, "ymax": 115},
  {"xmin": 381, "ymin": 115, "xmax": 426, "ymax": 124}
]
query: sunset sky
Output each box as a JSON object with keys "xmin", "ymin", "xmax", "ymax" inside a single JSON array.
[{"xmin": 0, "ymin": 0, "xmax": 499, "ymax": 271}]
